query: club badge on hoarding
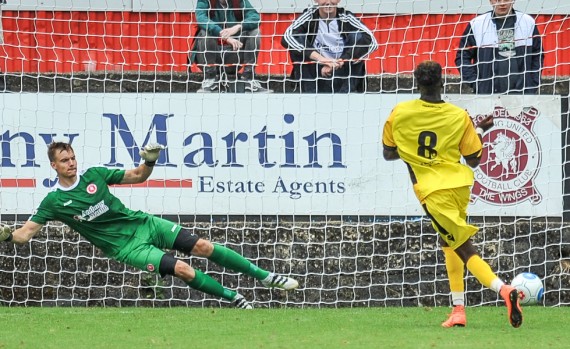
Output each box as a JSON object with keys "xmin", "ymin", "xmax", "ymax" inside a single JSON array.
[{"xmin": 471, "ymin": 106, "xmax": 542, "ymax": 205}]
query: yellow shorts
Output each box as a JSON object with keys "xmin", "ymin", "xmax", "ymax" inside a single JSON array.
[{"xmin": 421, "ymin": 186, "xmax": 478, "ymax": 249}]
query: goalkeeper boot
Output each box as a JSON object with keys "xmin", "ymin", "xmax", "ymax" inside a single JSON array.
[
  {"xmin": 261, "ymin": 273, "xmax": 299, "ymax": 291},
  {"xmin": 441, "ymin": 305, "xmax": 466, "ymax": 328},
  {"xmin": 232, "ymin": 293, "xmax": 253, "ymax": 309},
  {"xmin": 500, "ymin": 285, "xmax": 523, "ymax": 328}
]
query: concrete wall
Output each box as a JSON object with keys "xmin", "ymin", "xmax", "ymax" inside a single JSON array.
[
  {"xmin": 0, "ymin": 218, "xmax": 567, "ymax": 307},
  {"xmin": 2, "ymin": 72, "xmax": 569, "ymax": 95}
]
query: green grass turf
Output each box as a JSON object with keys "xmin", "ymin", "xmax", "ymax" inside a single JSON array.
[{"xmin": 0, "ymin": 307, "xmax": 568, "ymax": 349}]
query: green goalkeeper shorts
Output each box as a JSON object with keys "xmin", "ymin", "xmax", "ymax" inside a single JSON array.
[{"xmin": 118, "ymin": 215, "xmax": 182, "ymax": 274}]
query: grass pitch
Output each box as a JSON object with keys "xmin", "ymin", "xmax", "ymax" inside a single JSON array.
[{"xmin": 0, "ymin": 307, "xmax": 568, "ymax": 349}]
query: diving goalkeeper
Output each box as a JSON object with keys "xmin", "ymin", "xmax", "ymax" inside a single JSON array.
[{"xmin": 0, "ymin": 142, "xmax": 298, "ymax": 308}]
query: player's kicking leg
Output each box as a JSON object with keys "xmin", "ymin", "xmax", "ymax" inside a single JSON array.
[
  {"xmin": 451, "ymin": 237, "xmax": 523, "ymax": 328},
  {"xmin": 500, "ymin": 285, "xmax": 523, "ymax": 328}
]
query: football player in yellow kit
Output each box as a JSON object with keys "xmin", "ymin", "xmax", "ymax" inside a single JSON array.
[{"xmin": 382, "ymin": 60, "xmax": 522, "ymax": 328}]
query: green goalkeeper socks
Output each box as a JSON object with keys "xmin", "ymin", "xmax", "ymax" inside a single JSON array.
[
  {"xmin": 209, "ymin": 244, "xmax": 270, "ymax": 280},
  {"xmin": 188, "ymin": 269, "xmax": 236, "ymax": 301}
]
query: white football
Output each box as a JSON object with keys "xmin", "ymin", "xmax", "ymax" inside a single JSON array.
[{"xmin": 510, "ymin": 272, "xmax": 544, "ymax": 305}]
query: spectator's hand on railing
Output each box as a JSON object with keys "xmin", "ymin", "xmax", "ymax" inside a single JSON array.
[
  {"xmin": 225, "ymin": 38, "xmax": 243, "ymax": 51},
  {"xmin": 320, "ymin": 58, "xmax": 342, "ymax": 70},
  {"xmin": 220, "ymin": 25, "xmax": 241, "ymax": 40},
  {"xmin": 321, "ymin": 65, "xmax": 333, "ymax": 77}
]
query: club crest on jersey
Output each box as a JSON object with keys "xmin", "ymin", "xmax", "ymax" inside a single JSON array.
[
  {"xmin": 86, "ymin": 183, "xmax": 97, "ymax": 194},
  {"xmin": 471, "ymin": 106, "xmax": 542, "ymax": 205},
  {"xmin": 147, "ymin": 264, "xmax": 155, "ymax": 272}
]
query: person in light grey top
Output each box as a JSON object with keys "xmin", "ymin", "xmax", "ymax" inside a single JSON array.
[{"xmin": 281, "ymin": 0, "xmax": 378, "ymax": 93}]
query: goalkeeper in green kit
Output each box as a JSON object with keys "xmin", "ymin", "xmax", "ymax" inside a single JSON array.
[{"xmin": 0, "ymin": 142, "xmax": 298, "ymax": 308}]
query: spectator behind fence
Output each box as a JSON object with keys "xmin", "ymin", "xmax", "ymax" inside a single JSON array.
[
  {"xmin": 455, "ymin": 0, "xmax": 544, "ymax": 94},
  {"xmin": 281, "ymin": 0, "xmax": 378, "ymax": 93},
  {"xmin": 191, "ymin": 0, "xmax": 269, "ymax": 93}
]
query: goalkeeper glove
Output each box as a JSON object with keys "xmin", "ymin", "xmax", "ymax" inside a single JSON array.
[
  {"xmin": 139, "ymin": 143, "xmax": 165, "ymax": 167},
  {"xmin": 0, "ymin": 225, "xmax": 13, "ymax": 242}
]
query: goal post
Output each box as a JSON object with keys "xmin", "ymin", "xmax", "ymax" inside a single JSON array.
[{"xmin": 0, "ymin": 0, "xmax": 570, "ymax": 308}]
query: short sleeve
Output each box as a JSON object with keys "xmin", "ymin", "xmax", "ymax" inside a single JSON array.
[
  {"xmin": 28, "ymin": 196, "xmax": 55, "ymax": 225},
  {"xmin": 382, "ymin": 109, "xmax": 397, "ymax": 149},
  {"xmin": 459, "ymin": 112, "xmax": 482, "ymax": 158},
  {"xmin": 94, "ymin": 166, "xmax": 125, "ymax": 185}
]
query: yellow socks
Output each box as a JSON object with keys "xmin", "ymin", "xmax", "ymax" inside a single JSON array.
[
  {"xmin": 443, "ymin": 247, "xmax": 465, "ymax": 292},
  {"xmin": 466, "ymin": 255, "xmax": 498, "ymax": 289}
]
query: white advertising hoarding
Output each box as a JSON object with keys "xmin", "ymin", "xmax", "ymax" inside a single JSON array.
[
  {"xmin": 0, "ymin": 93, "xmax": 562, "ymax": 216},
  {"xmin": 2, "ymin": 0, "xmax": 131, "ymax": 11},
  {"xmin": 3, "ymin": 1, "xmax": 568, "ymax": 14}
]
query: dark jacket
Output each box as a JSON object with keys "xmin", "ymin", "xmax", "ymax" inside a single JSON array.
[
  {"xmin": 195, "ymin": 0, "xmax": 260, "ymax": 37},
  {"xmin": 455, "ymin": 10, "xmax": 544, "ymax": 94},
  {"xmin": 281, "ymin": 6, "xmax": 377, "ymax": 72}
]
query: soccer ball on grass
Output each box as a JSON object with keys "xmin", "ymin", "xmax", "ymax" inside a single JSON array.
[{"xmin": 510, "ymin": 272, "xmax": 544, "ymax": 305}]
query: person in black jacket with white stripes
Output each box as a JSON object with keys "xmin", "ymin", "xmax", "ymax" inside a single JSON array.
[
  {"xmin": 455, "ymin": 0, "xmax": 544, "ymax": 94},
  {"xmin": 281, "ymin": 0, "xmax": 378, "ymax": 93}
]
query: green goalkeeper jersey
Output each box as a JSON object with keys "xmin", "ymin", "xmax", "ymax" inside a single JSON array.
[{"xmin": 30, "ymin": 167, "xmax": 149, "ymax": 258}]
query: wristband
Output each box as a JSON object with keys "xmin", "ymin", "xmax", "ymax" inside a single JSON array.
[
  {"xmin": 144, "ymin": 160, "xmax": 156, "ymax": 167},
  {"xmin": 476, "ymin": 127, "xmax": 485, "ymax": 137}
]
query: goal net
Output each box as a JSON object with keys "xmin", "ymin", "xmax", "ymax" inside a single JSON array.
[{"xmin": 0, "ymin": 0, "xmax": 569, "ymax": 308}]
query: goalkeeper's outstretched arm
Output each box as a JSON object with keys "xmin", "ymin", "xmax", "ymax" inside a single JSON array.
[
  {"xmin": 1, "ymin": 221, "xmax": 44, "ymax": 244},
  {"xmin": 121, "ymin": 162, "xmax": 154, "ymax": 184},
  {"xmin": 120, "ymin": 143, "xmax": 165, "ymax": 185}
]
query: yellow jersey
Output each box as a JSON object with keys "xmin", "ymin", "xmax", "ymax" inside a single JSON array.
[{"xmin": 382, "ymin": 99, "xmax": 482, "ymax": 201}]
